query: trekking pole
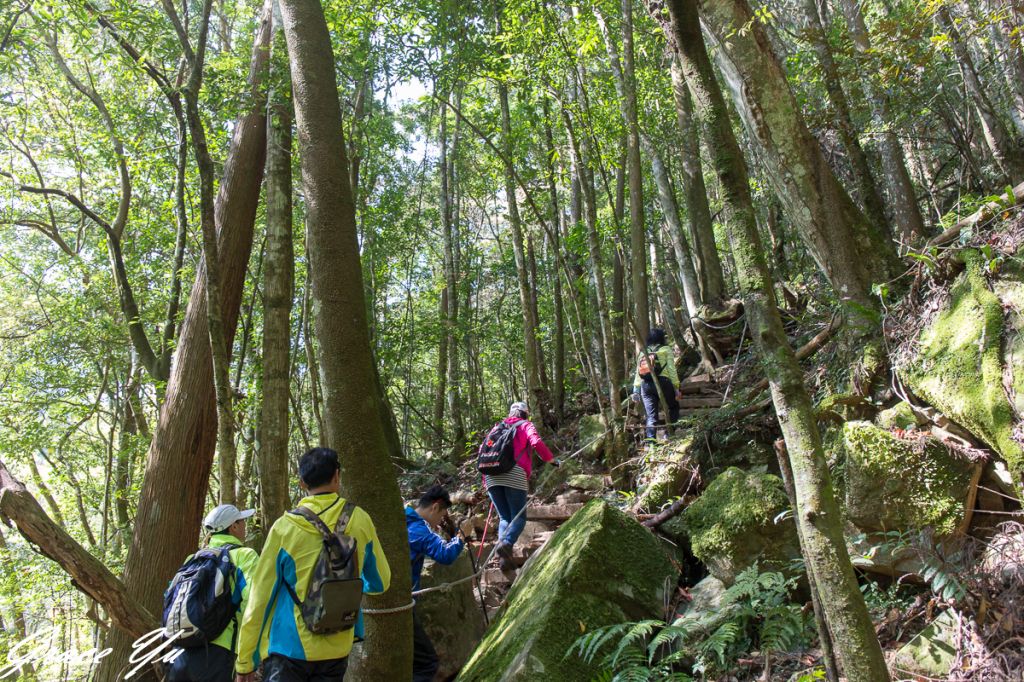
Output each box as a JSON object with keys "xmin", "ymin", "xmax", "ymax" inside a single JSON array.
[{"xmin": 460, "ymin": 527, "xmax": 491, "ymax": 626}]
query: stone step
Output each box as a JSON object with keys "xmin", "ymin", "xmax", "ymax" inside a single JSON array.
[
  {"xmin": 676, "ymin": 396, "xmax": 723, "ymax": 409},
  {"xmin": 527, "ymin": 503, "xmax": 584, "ymax": 521}
]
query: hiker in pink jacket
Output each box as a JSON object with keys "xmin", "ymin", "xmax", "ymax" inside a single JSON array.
[{"xmin": 484, "ymin": 401, "xmax": 559, "ymax": 570}]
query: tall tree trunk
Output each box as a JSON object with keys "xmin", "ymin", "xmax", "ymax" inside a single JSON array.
[
  {"xmin": 645, "ymin": 137, "xmax": 702, "ymax": 317},
  {"xmin": 182, "ymin": 0, "xmax": 238, "ymax": 507},
  {"xmin": 660, "ymin": 1, "xmax": 891, "ymax": 678},
  {"xmin": 499, "ymin": 79, "xmax": 546, "ymax": 418},
  {"xmin": 937, "ymin": 5, "xmax": 1024, "ymax": 182},
  {"xmin": 798, "ymin": 0, "xmax": 890, "ymax": 237},
  {"xmin": 442, "ymin": 99, "xmax": 465, "ymax": 447},
  {"xmin": 834, "ymin": 0, "xmax": 925, "ymax": 245},
  {"xmin": 95, "ymin": 9, "xmax": 271, "ymax": 678},
  {"xmin": 668, "ymin": 56, "xmax": 726, "ymax": 303},
  {"xmin": 432, "ymin": 286, "xmax": 448, "ymax": 454},
  {"xmin": 563, "ymin": 107, "xmax": 622, "ymax": 417},
  {"xmin": 596, "ymin": 4, "xmax": 650, "ymax": 339},
  {"xmin": 259, "ymin": 18, "xmax": 294, "ymax": 527},
  {"xmin": 542, "ymin": 107, "xmax": 566, "ymax": 421},
  {"xmin": 694, "ymin": 0, "xmax": 898, "ymax": 333},
  {"xmin": 278, "ymin": 1, "xmax": 413, "ymax": 679}
]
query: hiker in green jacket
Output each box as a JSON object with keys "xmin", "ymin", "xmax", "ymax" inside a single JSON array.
[
  {"xmin": 631, "ymin": 328, "xmax": 681, "ymax": 439},
  {"xmin": 166, "ymin": 504, "xmax": 260, "ymax": 682}
]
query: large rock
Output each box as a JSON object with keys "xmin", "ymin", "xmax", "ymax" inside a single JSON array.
[
  {"xmin": 636, "ymin": 436, "xmax": 695, "ymax": 512},
  {"xmin": 901, "ymin": 249, "xmax": 1024, "ymax": 489},
  {"xmin": 576, "ymin": 412, "xmax": 609, "ymax": 461},
  {"xmin": 456, "ymin": 500, "xmax": 677, "ymax": 682},
  {"xmin": 680, "ymin": 467, "xmax": 799, "ymax": 585},
  {"xmin": 842, "ymin": 421, "xmax": 976, "ymax": 536},
  {"xmin": 417, "ymin": 553, "xmax": 487, "ymax": 679},
  {"xmin": 892, "ymin": 610, "xmax": 958, "ymax": 679}
]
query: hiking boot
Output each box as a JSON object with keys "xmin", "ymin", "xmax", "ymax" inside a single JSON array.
[{"xmin": 496, "ymin": 542, "xmax": 515, "ymax": 571}]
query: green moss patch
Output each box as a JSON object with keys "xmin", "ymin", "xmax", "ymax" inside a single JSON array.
[
  {"xmin": 680, "ymin": 467, "xmax": 799, "ymax": 584},
  {"xmin": 842, "ymin": 421, "xmax": 974, "ymax": 535},
  {"xmin": 456, "ymin": 500, "xmax": 677, "ymax": 682},
  {"xmin": 635, "ymin": 436, "xmax": 695, "ymax": 512},
  {"xmin": 902, "ymin": 249, "xmax": 1024, "ymax": 486}
]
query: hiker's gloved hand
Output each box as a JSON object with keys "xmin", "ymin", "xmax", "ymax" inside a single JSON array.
[
  {"xmin": 630, "ymin": 391, "xmax": 641, "ymax": 403},
  {"xmin": 550, "ymin": 459, "xmax": 562, "ymax": 468}
]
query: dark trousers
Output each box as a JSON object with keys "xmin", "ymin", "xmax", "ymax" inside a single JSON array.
[
  {"xmin": 262, "ymin": 654, "xmax": 348, "ymax": 682},
  {"xmin": 641, "ymin": 376, "xmax": 680, "ymax": 439},
  {"xmin": 165, "ymin": 645, "xmax": 235, "ymax": 682},
  {"xmin": 412, "ymin": 608, "xmax": 439, "ymax": 682}
]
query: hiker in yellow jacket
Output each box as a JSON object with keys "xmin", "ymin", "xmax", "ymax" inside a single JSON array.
[{"xmin": 234, "ymin": 448, "xmax": 391, "ymax": 682}]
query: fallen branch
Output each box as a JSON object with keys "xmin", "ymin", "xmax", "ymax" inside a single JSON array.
[
  {"xmin": 927, "ymin": 180, "xmax": 1024, "ymax": 248},
  {"xmin": 741, "ymin": 313, "xmax": 843, "ymax": 399},
  {"xmin": 0, "ymin": 457, "xmax": 157, "ymax": 639}
]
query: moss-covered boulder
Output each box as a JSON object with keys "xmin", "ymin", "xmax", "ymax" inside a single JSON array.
[
  {"xmin": 680, "ymin": 467, "xmax": 799, "ymax": 585},
  {"xmin": 456, "ymin": 500, "xmax": 677, "ymax": 682},
  {"xmin": 901, "ymin": 249, "xmax": 1024, "ymax": 488},
  {"xmin": 417, "ymin": 553, "xmax": 487, "ymax": 678},
  {"xmin": 876, "ymin": 402, "xmax": 924, "ymax": 431},
  {"xmin": 842, "ymin": 421, "xmax": 975, "ymax": 535},
  {"xmin": 892, "ymin": 610, "xmax": 958, "ymax": 679},
  {"xmin": 636, "ymin": 436, "xmax": 695, "ymax": 512},
  {"xmin": 577, "ymin": 412, "xmax": 609, "ymax": 461}
]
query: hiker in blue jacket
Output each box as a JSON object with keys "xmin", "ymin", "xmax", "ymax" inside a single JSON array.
[{"xmin": 406, "ymin": 485, "xmax": 464, "ymax": 682}]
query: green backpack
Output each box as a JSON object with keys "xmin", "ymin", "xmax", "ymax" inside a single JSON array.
[{"xmin": 285, "ymin": 502, "xmax": 363, "ymax": 634}]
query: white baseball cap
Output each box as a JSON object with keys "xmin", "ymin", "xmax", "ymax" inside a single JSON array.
[{"xmin": 203, "ymin": 504, "xmax": 256, "ymax": 533}]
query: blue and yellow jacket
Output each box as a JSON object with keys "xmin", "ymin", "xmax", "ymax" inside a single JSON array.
[
  {"xmin": 234, "ymin": 493, "xmax": 391, "ymax": 673},
  {"xmin": 405, "ymin": 506, "xmax": 463, "ymax": 592}
]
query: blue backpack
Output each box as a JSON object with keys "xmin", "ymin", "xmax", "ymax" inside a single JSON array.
[{"xmin": 162, "ymin": 545, "xmax": 239, "ymax": 647}]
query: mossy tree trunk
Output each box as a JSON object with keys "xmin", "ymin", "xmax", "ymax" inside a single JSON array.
[
  {"xmin": 277, "ymin": 0, "xmax": 413, "ymax": 678},
  {"xmin": 660, "ymin": 0, "xmax": 891, "ymax": 678},
  {"xmin": 694, "ymin": 0, "xmax": 898, "ymax": 331}
]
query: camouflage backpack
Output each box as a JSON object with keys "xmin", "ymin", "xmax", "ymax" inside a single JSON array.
[{"xmin": 284, "ymin": 502, "xmax": 363, "ymax": 634}]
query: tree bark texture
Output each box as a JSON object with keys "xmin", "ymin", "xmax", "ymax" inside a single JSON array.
[
  {"xmin": 277, "ymin": 0, "xmax": 413, "ymax": 678},
  {"xmin": 260, "ymin": 20, "xmax": 294, "ymax": 527},
  {"xmin": 694, "ymin": 0, "xmax": 899, "ymax": 321}
]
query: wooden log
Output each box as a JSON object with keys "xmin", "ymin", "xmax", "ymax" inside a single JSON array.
[
  {"xmin": 927, "ymin": 180, "xmax": 1024, "ymax": 248},
  {"xmin": 526, "ymin": 503, "xmax": 585, "ymax": 521},
  {"xmin": 676, "ymin": 396, "xmax": 724, "ymax": 408},
  {"xmin": 0, "ymin": 458, "xmax": 158, "ymax": 639}
]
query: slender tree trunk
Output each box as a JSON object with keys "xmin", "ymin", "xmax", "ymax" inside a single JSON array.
[
  {"xmin": 433, "ymin": 286, "xmax": 448, "ymax": 454},
  {"xmin": 277, "ymin": 1, "xmax": 413, "ymax": 679},
  {"xmin": 661, "ymin": 2, "xmax": 891, "ymax": 678},
  {"xmin": 646, "ymin": 138, "xmax": 701, "ymax": 317},
  {"xmin": 563, "ymin": 107, "xmax": 621, "ymax": 417},
  {"xmin": 499, "ymin": 79, "xmax": 546, "ymax": 418},
  {"xmin": 668, "ymin": 56, "xmax": 726, "ymax": 303},
  {"xmin": 798, "ymin": 0, "xmax": 889, "ymax": 237},
  {"xmin": 442, "ymin": 99, "xmax": 465, "ymax": 446},
  {"xmin": 694, "ymin": 0, "xmax": 897, "ymax": 331},
  {"xmin": 95, "ymin": 9, "xmax": 271, "ymax": 678},
  {"xmin": 622, "ymin": 0, "xmax": 649, "ymax": 339},
  {"xmin": 181, "ymin": 0, "xmax": 238, "ymax": 507},
  {"xmin": 542, "ymin": 107, "xmax": 566, "ymax": 421},
  {"xmin": 259, "ymin": 18, "xmax": 294, "ymax": 527},
  {"xmin": 835, "ymin": 0, "xmax": 931, "ymax": 244},
  {"xmin": 938, "ymin": 5, "xmax": 1024, "ymax": 182}
]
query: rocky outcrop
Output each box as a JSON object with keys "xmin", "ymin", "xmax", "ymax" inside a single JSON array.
[
  {"xmin": 900, "ymin": 250, "xmax": 1024, "ymax": 490},
  {"xmin": 456, "ymin": 499, "xmax": 677, "ymax": 682},
  {"xmin": 636, "ymin": 436, "xmax": 696, "ymax": 512},
  {"xmin": 841, "ymin": 421, "xmax": 977, "ymax": 536},
  {"xmin": 417, "ymin": 553, "xmax": 487, "ymax": 679},
  {"xmin": 680, "ymin": 467, "xmax": 800, "ymax": 585}
]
